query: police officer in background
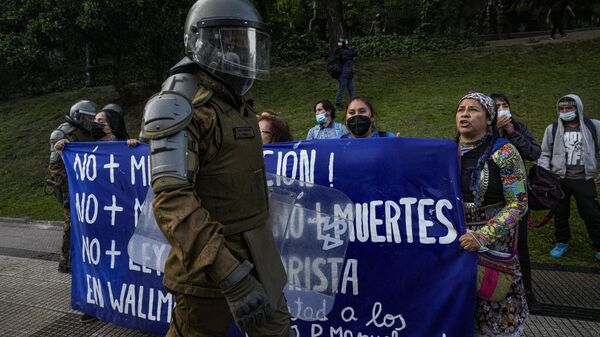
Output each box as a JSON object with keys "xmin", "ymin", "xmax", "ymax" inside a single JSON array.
[
  {"xmin": 141, "ymin": 0, "xmax": 291, "ymax": 336},
  {"xmin": 48, "ymin": 100, "xmax": 100, "ymax": 273}
]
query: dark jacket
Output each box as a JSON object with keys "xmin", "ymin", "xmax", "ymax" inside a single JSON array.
[
  {"xmin": 335, "ymin": 47, "xmax": 358, "ymax": 77},
  {"xmin": 502, "ymin": 119, "xmax": 541, "ymax": 162}
]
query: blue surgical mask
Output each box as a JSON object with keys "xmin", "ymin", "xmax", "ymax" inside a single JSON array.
[
  {"xmin": 316, "ymin": 113, "xmax": 328, "ymax": 124},
  {"xmin": 560, "ymin": 111, "xmax": 577, "ymax": 122}
]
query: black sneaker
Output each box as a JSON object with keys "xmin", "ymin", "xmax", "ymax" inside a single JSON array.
[{"xmin": 80, "ymin": 313, "xmax": 97, "ymax": 323}]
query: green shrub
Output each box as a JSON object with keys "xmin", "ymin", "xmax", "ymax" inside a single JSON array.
[
  {"xmin": 352, "ymin": 33, "xmax": 484, "ymax": 58},
  {"xmin": 271, "ymin": 33, "xmax": 327, "ymax": 67}
]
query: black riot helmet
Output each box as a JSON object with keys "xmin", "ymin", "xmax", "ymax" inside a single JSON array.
[
  {"xmin": 101, "ymin": 103, "xmax": 124, "ymax": 116},
  {"xmin": 67, "ymin": 100, "xmax": 97, "ymax": 130},
  {"xmin": 183, "ymin": 0, "xmax": 271, "ymax": 96}
]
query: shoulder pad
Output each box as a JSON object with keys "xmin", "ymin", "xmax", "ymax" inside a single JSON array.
[
  {"xmin": 160, "ymin": 72, "xmax": 198, "ymax": 100},
  {"xmin": 142, "ymin": 93, "xmax": 193, "ymax": 139},
  {"xmin": 51, "ymin": 122, "xmax": 75, "ymax": 142},
  {"xmin": 169, "ymin": 57, "xmax": 199, "ymax": 76},
  {"xmin": 142, "ymin": 73, "xmax": 199, "ymax": 139},
  {"xmin": 50, "ymin": 129, "xmax": 65, "ymax": 144}
]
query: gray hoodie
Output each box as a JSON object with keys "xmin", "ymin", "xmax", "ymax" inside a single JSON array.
[{"xmin": 537, "ymin": 94, "xmax": 600, "ymax": 180}]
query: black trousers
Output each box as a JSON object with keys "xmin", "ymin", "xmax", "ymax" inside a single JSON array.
[
  {"xmin": 554, "ymin": 178, "xmax": 600, "ymax": 250},
  {"xmin": 550, "ymin": 16, "xmax": 565, "ymax": 37}
]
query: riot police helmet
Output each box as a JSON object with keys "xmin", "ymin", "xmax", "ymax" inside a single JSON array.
[
  {"xmin": 101, "ymin": 103, "xmax": 124, "ymax": 116},
  {"xmin": 68, "ymin": 100, "xmax": 97, "ymax": 127},
  {"xmin": 183, "ymin": 0, "xmax": 271, "ymax": 96}
]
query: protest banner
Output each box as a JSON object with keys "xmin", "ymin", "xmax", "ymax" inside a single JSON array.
[{"xmin": 63, "ymin": 137, "xmax": 475, "ymax": 337}]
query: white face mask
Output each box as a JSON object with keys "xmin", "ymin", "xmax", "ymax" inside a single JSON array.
[
  {"xmin": 560, "ymin": 111, "xmax": 577, "ymax": 122},
  {"xmin": 497, "ymin": 109, "xmax": 511, "ymax": 119}
]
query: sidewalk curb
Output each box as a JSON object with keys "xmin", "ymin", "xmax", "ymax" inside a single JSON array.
[{"xmin": 0, "ymin": 216, "xmax": 63, "ymax": 228}]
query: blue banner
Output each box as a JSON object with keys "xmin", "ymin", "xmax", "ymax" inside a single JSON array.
[{"xmin": 63, "ymin": 137, "xmax": 476, "ymax": 337}]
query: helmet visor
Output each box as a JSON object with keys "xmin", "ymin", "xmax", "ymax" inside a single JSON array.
[{"xmin": 191, "ymin": 26, "xmax": 270, "ymax": 80}]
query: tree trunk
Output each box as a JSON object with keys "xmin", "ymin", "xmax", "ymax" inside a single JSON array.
[
  {"xmin": 112, "ymin": 50, "xmax": 124, "ymax": 97},
  {"xmin": 84, "ymin": 41, "xmax": 96, "ymax": 87},
  {"xmin": 326, "ymin": 0, "xmax": 345, "ymax": 55}
]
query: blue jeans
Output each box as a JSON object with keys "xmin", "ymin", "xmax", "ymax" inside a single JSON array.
[{"xmin": 336, "ymin": 75, "xmax": 355, "ymax": 105}]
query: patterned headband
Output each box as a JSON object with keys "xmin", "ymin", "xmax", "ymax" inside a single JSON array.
[{"xmin": 459, "ymin": 92, "xmax": 496, "ymax": 120}]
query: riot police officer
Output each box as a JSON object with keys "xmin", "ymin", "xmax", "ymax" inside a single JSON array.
[
  {"xmin": 48, "ymin": 100, "xmax": 100, "ymax": 273},
  {"xmin": 141, "ymin": 0, "xmax": 291, "ymax": 336}
]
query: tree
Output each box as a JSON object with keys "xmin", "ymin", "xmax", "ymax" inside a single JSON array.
[{"xmin": 326, "ymin": 0, "xmax": 345, "ymax": 54}]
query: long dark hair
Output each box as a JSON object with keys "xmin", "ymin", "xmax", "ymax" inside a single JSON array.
[
  {"xmin": 103, "ymin": 110, "xmax": 129, "ymax": 140},
  {"xmin": 490, "ymin": 93, "xmax": 510, "ymax": 107}
]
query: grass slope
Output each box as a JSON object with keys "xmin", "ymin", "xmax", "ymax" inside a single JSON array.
[{"xmin": 1, "ymin": 39, "xmax": 599, "ymax": 267}]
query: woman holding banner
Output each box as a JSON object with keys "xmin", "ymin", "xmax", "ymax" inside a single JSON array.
[
  {"xmin": 55, "ymin": 105, "xmax": 139, "ymax": 150},
  {"xmin": 341, "ymin": 96, "xmax": 395, "ymax": 138},
  {"xmin": 455, "ymin": 92, "xmax": 529, "ymax": 337}
]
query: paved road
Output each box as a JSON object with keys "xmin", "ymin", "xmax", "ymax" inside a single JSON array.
[
  {"xmin": 484, "ymin": 28, "xmax": 600, "ymax": 48},
  {"xmin": 1, "ymin": 217, "xmax": 599, "ymax": 337}
]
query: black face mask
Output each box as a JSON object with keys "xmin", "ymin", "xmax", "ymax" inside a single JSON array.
[
  {"xmin": 346, "ymin": 115, "xmax": 372, "ymax": 137},
  {"xmin": 89, "ymin": 122, "xmax": 107, "ymax": 140}
]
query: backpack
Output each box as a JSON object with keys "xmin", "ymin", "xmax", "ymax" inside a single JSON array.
[
  {"xmin": 527, "ymin": 164, "xmax": 565, "ymax": 227},
  {"xmin": 326, "ymin": 54, "xmax": 342, "ymax": 79}
]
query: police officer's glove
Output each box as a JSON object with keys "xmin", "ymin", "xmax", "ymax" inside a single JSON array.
[{"xmin": 219, "ymin": 260, "xmax": 273, "ymax": 332}]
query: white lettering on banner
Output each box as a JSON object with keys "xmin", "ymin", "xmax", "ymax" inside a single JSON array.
[
  {"xmin": 312, "ymin": 324, "xmax": 324, "ymax": 337},
  {"xmin": 140, "ymin": 242, "xmax": 165, "ymax": 276},
  {"xmin": 75, "ymin": 193, "xmax": 99, "ymax": 224},
  {"xmin": 293, "ymin": 297, "xmax": 328, "ymax": 321},
  {"xmin": 281, "ymin": 151, "xmax": 298, "ymax": 183},
  {"xmin": 73, "ymin": 153, "xmax": 97, "ymax": 181},
  {"xmin": 103, "ymin": 195, "xmax": 124, "ymax": 226},
  {"xmin": 436, "ymin": 200, "xmax": 457, "ymax": 244},
  {"xmin": 328, "ymin": 152, "xmax": 335, "ymax": 187},
  {"xmin": 334, "ymin": 199, "xmax": 457, "ymax": 245},
  {"xmin": 263, "ymin": 149, "xmax": 326, "ymax": 186},
  {"xmin": 334, "ymin": 203, "xmax": 354, "ymax": 241},
  {"xmin": 399, "ymin": 198, "xmax": 417, "ymax": 243},
  {"xmin": 284, "ymin": 258, "xmax": 358, "ymax": 295},
  {"xmin": 104, "ymin": 154, "xmax": 119, "ymax": 183},
  {"xmin": 81, "ymin": 235, "xmax": 101, "ymax": 265},
  {"xmin": 105, "ymin": 240, "xmax": 121, "ymax": 269},
  {"xmin": 366, "ymin": 302, "xmax": 406, "ymax": 331},
  {"xmin": 86, "ymin": 274, "xmax": 104, "ymax": 307},
  {"xmin": 418, "ymin": 199, "xmax": 435, "ymax": 244},
  {"xmin": 134, "ymin": 198, "xmax": 143, "ymax": 228},
  {"xmin": 369, "ymin": 201, "xmax": 385, "ymax": 243},
  {"xmin": 296, "ymin": 301, "xmax": 408, "ymax": 337},
  {"xmin": 106, "ymin": 282, "xmax": 173, "ymax": 322},
  {"xmin": 129, "ymin": 258, "xmax": 152, "ymax": 274},
  {"xmin": 130, "ymin": 155, "xmax": 148, "ymax": 186}
]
